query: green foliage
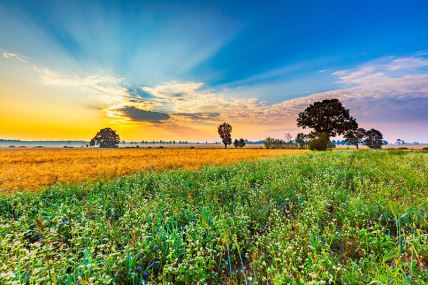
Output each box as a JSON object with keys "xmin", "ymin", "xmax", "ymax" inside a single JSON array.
[
  {"xmin": 295, "ymin": 132, "xmax": 310, "ymax": 148},
  {"xmin": 90, "ymin": 128, "xmax": 120, "ymax": 148},
  {"xmin": 344, "ymin": 128, "xmax": 367, "ymax": 149},
  {"xmin": 309, "ymin": 133, "xmax": 330, "ymax": 151},
  {"xmin": 1, "ymin": 151, "xmax": 427, "ymax": 284},
  {"xmin": 297, "ymin": 98, "xmax": 358, "ymax": 137},
  {"xmin": 264, "ymin": 137, "xmax": 297, "ymax": 149}
]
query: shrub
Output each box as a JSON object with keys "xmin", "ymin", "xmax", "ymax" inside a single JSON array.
[{"xmin": 309, "ymin": 133, "xmax": 330, "ymax": 151}]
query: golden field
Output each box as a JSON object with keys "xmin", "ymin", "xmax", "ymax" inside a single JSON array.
[{"xmin": 0, "ymin": 147, "xmax": 307, "ymax": 193}]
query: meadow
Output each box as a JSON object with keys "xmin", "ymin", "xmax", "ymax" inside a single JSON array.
[
  {"xmin": 0, "ymin": 148, "xmax": 307, "ymax": 193},
  {"xmin": 0, "ymin": 150, "xmax": 427, "ymax": 284}
]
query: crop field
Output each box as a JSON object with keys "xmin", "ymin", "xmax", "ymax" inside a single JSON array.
[
  {"xmin": 0, "ymin": 148, "xmax": 307, "ymax": 193},
  {"xmin": 0, "ymin": 150, "xmax": 427, "ymax": 284}
]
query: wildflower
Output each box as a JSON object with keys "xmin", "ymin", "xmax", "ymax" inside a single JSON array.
[
  {"xmin": 90, "ymin": 215, "xmax": 95, "ymax": 220},
  {"xmin": 143, "ymin": 272, "xmax": 149, "ymax": 279},
  {"xmin": 152, "ymin": 261, "xmax": 159, "ymax": 266},
  {"xmin": 137, "ymin": 266, "xmax": 142, "ymax": 271},
  {"xmin": 78, "ymin": 217, "xmax": 83, "ymax": 222},
  {"xmin": 153, "ymin": 245, "xmax": 159, "ymax": 249}
]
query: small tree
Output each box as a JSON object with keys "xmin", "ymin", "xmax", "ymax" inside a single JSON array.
[
  {"xmin": 309, "ymin": 133, "xmax": 330, "ymax": 151},
  {"xmin": 238, "ymin": 138, "xmax": 246, "ymax": 148},
  {"xmin": 344, "ymin": 128, "xmax": 366, "ymax": 149},
  {"xmin": 218, "ymin": 122, "xmax": 232, "ymax": 148},
  {"xmin": 233, "ymin": 139, "xmax": 239, "ymax": 149},
  {"xmin": 297, "ymin": 99, "xmax": 358, "ymax": 138},
  {"xmin": 295, "ymin": 133, "xmax": 309, "ymax": 149},
  {"xmin": 365, "ymin": 129, "xmax": 383, "ymax": 149},
  {"xmin": 90, "ymin": 128, "xmax": 120, "ymax": 148}
]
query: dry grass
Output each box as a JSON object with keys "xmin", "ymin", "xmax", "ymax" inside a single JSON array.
[{"xmin": 0, "ymin": 148, "xmax": 307, "ymax": 193}]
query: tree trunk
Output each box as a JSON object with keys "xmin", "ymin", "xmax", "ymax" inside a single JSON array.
[{"xmin": 356, "ymin": 143, "xmax": 359, "ymax": 149}]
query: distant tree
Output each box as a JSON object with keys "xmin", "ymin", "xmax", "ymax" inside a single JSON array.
[
  {"xmin": 295, "ymin": 133, "xmax": 309, "ymax": 149},
  {"xmin": 284, "ymin": 133, "xmax": 292, "ymax": 143},
  {"xmin": 297, "ymin": 99, "xmax": 358, "ymax": 138},
  {"xmin": 344, "ymin": 128, "xmax": 366, "ymax": 149},
  {"xmin": 365, "ymin": 129, "xmax": 383, "ymax": 149},
  {"xmin": 264, "ymin": 137, "xmax": 274, "ymax": 149},
  {"xmin": 264, "ymin": 137, "xmax": 288, "ymax": 149},
  {"xmin": 233, "ymin": 139, "xmax": 239, "ymax": 149},
  {"xmin": 396, "ymin": 139, "xmax": 402, "ymax": 146},
  {"xmin": 218, "ymin": 122, "xmax": 232, "ymax": 148},
  {"xmin": 308, "ymin": 133, "xmax": 330, "ymax": 151},
  {"xmin": 238, "ymin": 138, "xmax": 246, "ymax": 148},
  {"xmin": 90, "ymin": 128, "xmax": 120, "ymax": 148}
]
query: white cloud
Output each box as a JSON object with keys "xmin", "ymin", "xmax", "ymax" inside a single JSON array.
[{"xmin": 1, "ymin": 51, "xmax": 26, "ymax": 62}]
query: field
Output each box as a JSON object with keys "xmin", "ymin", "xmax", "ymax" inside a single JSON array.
[
  {"xmin": 0, "ymin": 150, "xmax": 427, "ymax": 284},
  {"xmin": 0, "ymin": 148, "xmax": 307, "ymax": 193}
]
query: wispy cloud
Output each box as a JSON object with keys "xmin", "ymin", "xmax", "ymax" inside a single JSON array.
[
  {"xmin": 3, "ymin": 50, "xmax": 428, "ymax": 140},
  {"xmin": 1, "ymin": 51, "xmax": 27, "ymax": 62}
]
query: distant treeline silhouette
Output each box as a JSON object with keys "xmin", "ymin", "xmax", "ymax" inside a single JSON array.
[{"xmin": 89, "ymin": 99, "xmax": 387, "ymax": 150}]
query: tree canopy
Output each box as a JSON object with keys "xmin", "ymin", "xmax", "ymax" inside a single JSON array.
[
  {"xmin": 344, "ymin": 128, "xmax": 366, "ymax": 149},
  {"xmin": 297, "ymin": 99, "xmax": 358, "ymax": 137},
  {"xmin": 90, "ymin": 128, "xmax": 120, "ymax": 148},
  {"xmin": 365, "ymin": 129, "xmax": 384, "ymax": 149},
  {"xmin": 218, "ymin": 122, "xmax": 232, "ymax": 148}
]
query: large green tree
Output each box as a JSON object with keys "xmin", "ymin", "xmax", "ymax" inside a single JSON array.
[
  {"xmin": 297, "ymin": 99, "xmax": 358, "ymax": 138},
  {"xmin": 90, "ymin": 128, "xmax": 120, "ymax": 148},
  {"xmin": 218, "ymin": 122, "xmax": 232, "ymax": 148}
]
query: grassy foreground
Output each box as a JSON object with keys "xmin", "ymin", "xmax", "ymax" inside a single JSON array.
[{"xmin": 0, "ymin": 151, "xmax": 427, "ymax": 284}]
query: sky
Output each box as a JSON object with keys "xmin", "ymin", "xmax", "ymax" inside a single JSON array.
[{"xmin": 1, "ymin": 0, "xmax": 427, "ymax": 142}]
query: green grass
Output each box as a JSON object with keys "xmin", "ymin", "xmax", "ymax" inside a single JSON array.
[{"xmin": 0, "ymin": 150, "xmax": 427, "ymax": 284}]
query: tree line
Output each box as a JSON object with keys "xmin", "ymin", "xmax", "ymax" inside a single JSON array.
[{"xmin": 89, "ymin": 98, "xmax": 384, "ymax": 150}]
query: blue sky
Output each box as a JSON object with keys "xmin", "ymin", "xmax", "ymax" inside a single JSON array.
[{"xmin": 1, "ymin": 0, "xmax": 428, "ymax": 141}]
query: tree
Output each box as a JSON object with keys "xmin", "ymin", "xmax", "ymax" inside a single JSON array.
[
  {"xmin": 90, "ymin": 128, "xmax": 120, "ymax": 148},
  {"xmin": 295, "ymin": 133, "xmax": 309, "ymax": 149},
  {"xmin": 308, "ymin": 133, "xmax": 330, "ymax": 151},
  {"xmin": 233, "ymin": 139, "xmax": 239, "ymax": 149},
  {"xmin": 238, "ymin": 138, "xmax": 246, "ymax": 148},
  {"xmin": 365, "ymin": 129, "xmax": 383, "ymax": 149},
  {"xmin": 297, "ymin": 99, "xmax": 358, "ymax": 138},
  {"xmin": 218, "ymin": 122, "xmax": 232, "ymax": 148},
  {"xmin": 344, "ymin": 128, "xmax": 366, "ymax": 149}
]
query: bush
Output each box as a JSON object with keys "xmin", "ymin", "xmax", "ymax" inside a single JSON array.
[
  {"xmin": 422, "ymin": 147, "xmax": 428, "ymax": 151},
  {"xmin": 309, "ymin": 133, "xmax": 330, "ymax": 151}
]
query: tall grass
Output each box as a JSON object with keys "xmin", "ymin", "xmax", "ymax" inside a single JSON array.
[{"xmin": 0, "ymin": 151, "xmax": 427, "ymax": 284}]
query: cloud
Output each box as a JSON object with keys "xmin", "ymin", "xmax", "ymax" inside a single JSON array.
[
  {"xmin": 3, "ymin": 49, "xmax": 428, "ymax": 140},
  {"xmin": 119, "ymin": 106, "xmax": 170, "ymax": 123},
  {"xmin": 142, "ymin": 81, "xmax": 204, "ymax": 100},
  {"xmin": 1, "ymin": 51, "xmax": 26, "ymax": 62},
  {"xmin": 173, "ymin": 112, "xmax": 220, "ymax": 121}
]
